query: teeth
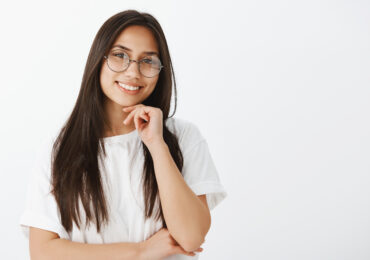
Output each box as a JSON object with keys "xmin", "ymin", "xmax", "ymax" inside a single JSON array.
[{"xmin": 118, "ymin": 82, "xmax": 140, "ymax": 91}]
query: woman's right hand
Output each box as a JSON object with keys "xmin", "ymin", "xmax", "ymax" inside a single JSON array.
[{"xmin": 138, "ymin": 228, "xmax": 203, "ymax": 260}]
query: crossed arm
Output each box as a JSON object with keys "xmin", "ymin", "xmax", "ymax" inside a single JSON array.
[{"xmin": 148, "ymin": 141, "xmax": 211, "ymax": 252}]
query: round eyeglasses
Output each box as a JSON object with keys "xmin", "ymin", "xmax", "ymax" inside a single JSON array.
[{"xmin": 103, "ymin": 51, "xmax": 163, "ymax": 78}]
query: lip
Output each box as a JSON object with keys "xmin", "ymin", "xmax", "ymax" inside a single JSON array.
[{"xmin": 116, "ymin": 82, "xmax": 142, "ymax": 95}]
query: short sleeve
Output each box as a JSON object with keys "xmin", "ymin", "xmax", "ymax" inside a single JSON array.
[
  {"xmin": 181, "ymin": 122, "xmax": 228, "ymax": 211},
  {"xmin": 19, "ymin": 135, "xmax": 70, "ymax": 240}
]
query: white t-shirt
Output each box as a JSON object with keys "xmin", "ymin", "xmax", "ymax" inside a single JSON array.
[{"xmin": 19, "ymin": 117, "xmax": 227, "ymax": 259}]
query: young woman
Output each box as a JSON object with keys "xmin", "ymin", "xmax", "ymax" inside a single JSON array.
[{"xmin": 19, "ymin": 9, "xmax": 227, "ymax": 260}]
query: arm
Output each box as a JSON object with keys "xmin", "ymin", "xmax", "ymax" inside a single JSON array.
[
  {"xmin": 30, "ymin": 227, "xmax": 141, "ymax": 260},
  {"xmin": 148, "ymin": 141, "xmax": 211, "ymax": 252}
]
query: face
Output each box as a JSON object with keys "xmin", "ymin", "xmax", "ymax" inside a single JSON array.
[{"xmin": 100, "ymin": 25, "xmax": 160, "ymax": 108}]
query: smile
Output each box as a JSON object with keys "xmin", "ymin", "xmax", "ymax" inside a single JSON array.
[
  {"xmin": 116, "ymin": 82, "xmax": 143, "ymax": 95},
  {"xmin": 117, "ymin": 82, "xmax": 142, "ymax": 90}
]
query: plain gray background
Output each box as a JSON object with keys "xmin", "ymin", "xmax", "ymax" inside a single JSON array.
[{"xmin": 1, "ymin": 0, "xmax": 369, "ymax": 259}]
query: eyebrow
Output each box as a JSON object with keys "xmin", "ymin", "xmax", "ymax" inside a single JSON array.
[{"xmin": 111, "ymin": 44, "xmax": 159, "ymax": 56}]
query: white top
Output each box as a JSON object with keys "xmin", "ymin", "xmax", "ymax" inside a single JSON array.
[{"xmin": 19, "ymin": 117, "xmax": 227, "ymax": 259}]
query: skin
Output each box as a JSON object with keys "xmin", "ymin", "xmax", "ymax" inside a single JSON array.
[
  {"xmin": 100, "ymin": 25, "xmax": 160, "ymax": 137},
  {"xmin": 28, "ymin": 25, "xmax": 208, "ymax": 260},
  {"xmin": 100, "ymin": 25, "xmax": 209, "ymax": 257}
]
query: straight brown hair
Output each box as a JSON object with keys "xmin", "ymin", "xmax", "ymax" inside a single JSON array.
[{"xmin": 50, "ymin": 9, "xmax": 183, "ymax": 233}]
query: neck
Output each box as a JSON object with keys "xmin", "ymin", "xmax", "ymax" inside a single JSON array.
[{"xmin": 103, "ymin": 98, "xmax": 136, "ymax": 137}]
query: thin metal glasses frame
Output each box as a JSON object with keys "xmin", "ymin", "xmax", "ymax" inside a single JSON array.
[{"xmin": 103, "ymin": 54, "xmax": 163, "ymax": 78}]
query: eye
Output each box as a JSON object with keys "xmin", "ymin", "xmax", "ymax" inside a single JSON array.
[
  {"xmin": 142, "ymin": 58, "xmax": 153, "ymax": 64},
  {"xmin": 113, "ymin": 53, "xmax": 127, "ymax": 59}
]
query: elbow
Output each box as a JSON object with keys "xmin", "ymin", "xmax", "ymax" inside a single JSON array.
[
  {"xmin": 173, "ymin": 212, "xmax": 211, "ymax": 252},
  {"xmin": 181, "ymin": 236, "xmax": 206, "ymax": 253},
  {"xmin": 181, "ymin": 216, "xmax": 211, "ymax": 252}
]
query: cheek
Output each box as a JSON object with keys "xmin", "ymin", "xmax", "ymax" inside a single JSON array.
[
  {"xmin": 145, "ymin": 77, "xmax": 159, "ymax": 90},
  {"xmin": 100, "ymin": 65, "xmax": 115, "ymax": 89}
]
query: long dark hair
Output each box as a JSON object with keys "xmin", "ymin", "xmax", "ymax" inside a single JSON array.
[{"xmin": 50, "ymin": 9, "xmax": 183, "ymax": 233}]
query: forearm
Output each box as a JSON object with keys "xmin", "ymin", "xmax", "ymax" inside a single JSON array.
[
  {"xmin": 36, "ymin": 238, "xmax": 141, "ymax": 260},
  {"xmin": 148, "ymin": 141, "xmax": 211, "ymax": 252}
]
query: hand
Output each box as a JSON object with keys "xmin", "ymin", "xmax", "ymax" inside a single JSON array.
[
  {"xmin": 122, "ymin": 104, "xmax": 164, "ymax": 148},
  {"xmin": 138, "ymin": 228, "xmax": 203, "ymax": 260}
]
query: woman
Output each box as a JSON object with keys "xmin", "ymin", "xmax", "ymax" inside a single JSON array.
[{"xmin": 19, "ymin": 9, "xmax": 227, "ymax": 260}]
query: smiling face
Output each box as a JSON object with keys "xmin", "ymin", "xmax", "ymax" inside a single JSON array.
[{"xmin": 100, "ymin": 25, "xmax": 160, "ymax": 108}]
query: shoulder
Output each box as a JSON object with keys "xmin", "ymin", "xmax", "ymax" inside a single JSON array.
[{"xmin": 165, "ymin": 117, "xmax": 206, "ymax": 154}]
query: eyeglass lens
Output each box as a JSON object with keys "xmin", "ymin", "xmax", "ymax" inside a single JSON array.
[{"xmin": 107, "ymin": 51, "xmax": 162, "ymax": 77}]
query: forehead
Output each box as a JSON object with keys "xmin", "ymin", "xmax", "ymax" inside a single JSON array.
[{"xmin": 111, "ymin": 25, "xmax": 159, "ymax": 54}]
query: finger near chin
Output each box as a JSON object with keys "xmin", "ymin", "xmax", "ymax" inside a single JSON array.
[
  {"xmin": 134, "ymin": 114, "xmax": 140, "ymax": 129},
  {"xmin": 139, "ymin": 111, "xmax": 149, "ymax": 122},
  {"xmin": 123, "ymin": 106, "xmax": 135, "ymax": 112}
]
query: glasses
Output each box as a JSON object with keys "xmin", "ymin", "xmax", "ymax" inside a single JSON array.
[{"xmin": 104, "ymin": 51, "xmax": 163, "ymax": 78}]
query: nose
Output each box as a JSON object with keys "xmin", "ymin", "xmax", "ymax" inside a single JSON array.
[{"xmin": 124, "ymin": 60, "xmax": 141, "ymax": 78}]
